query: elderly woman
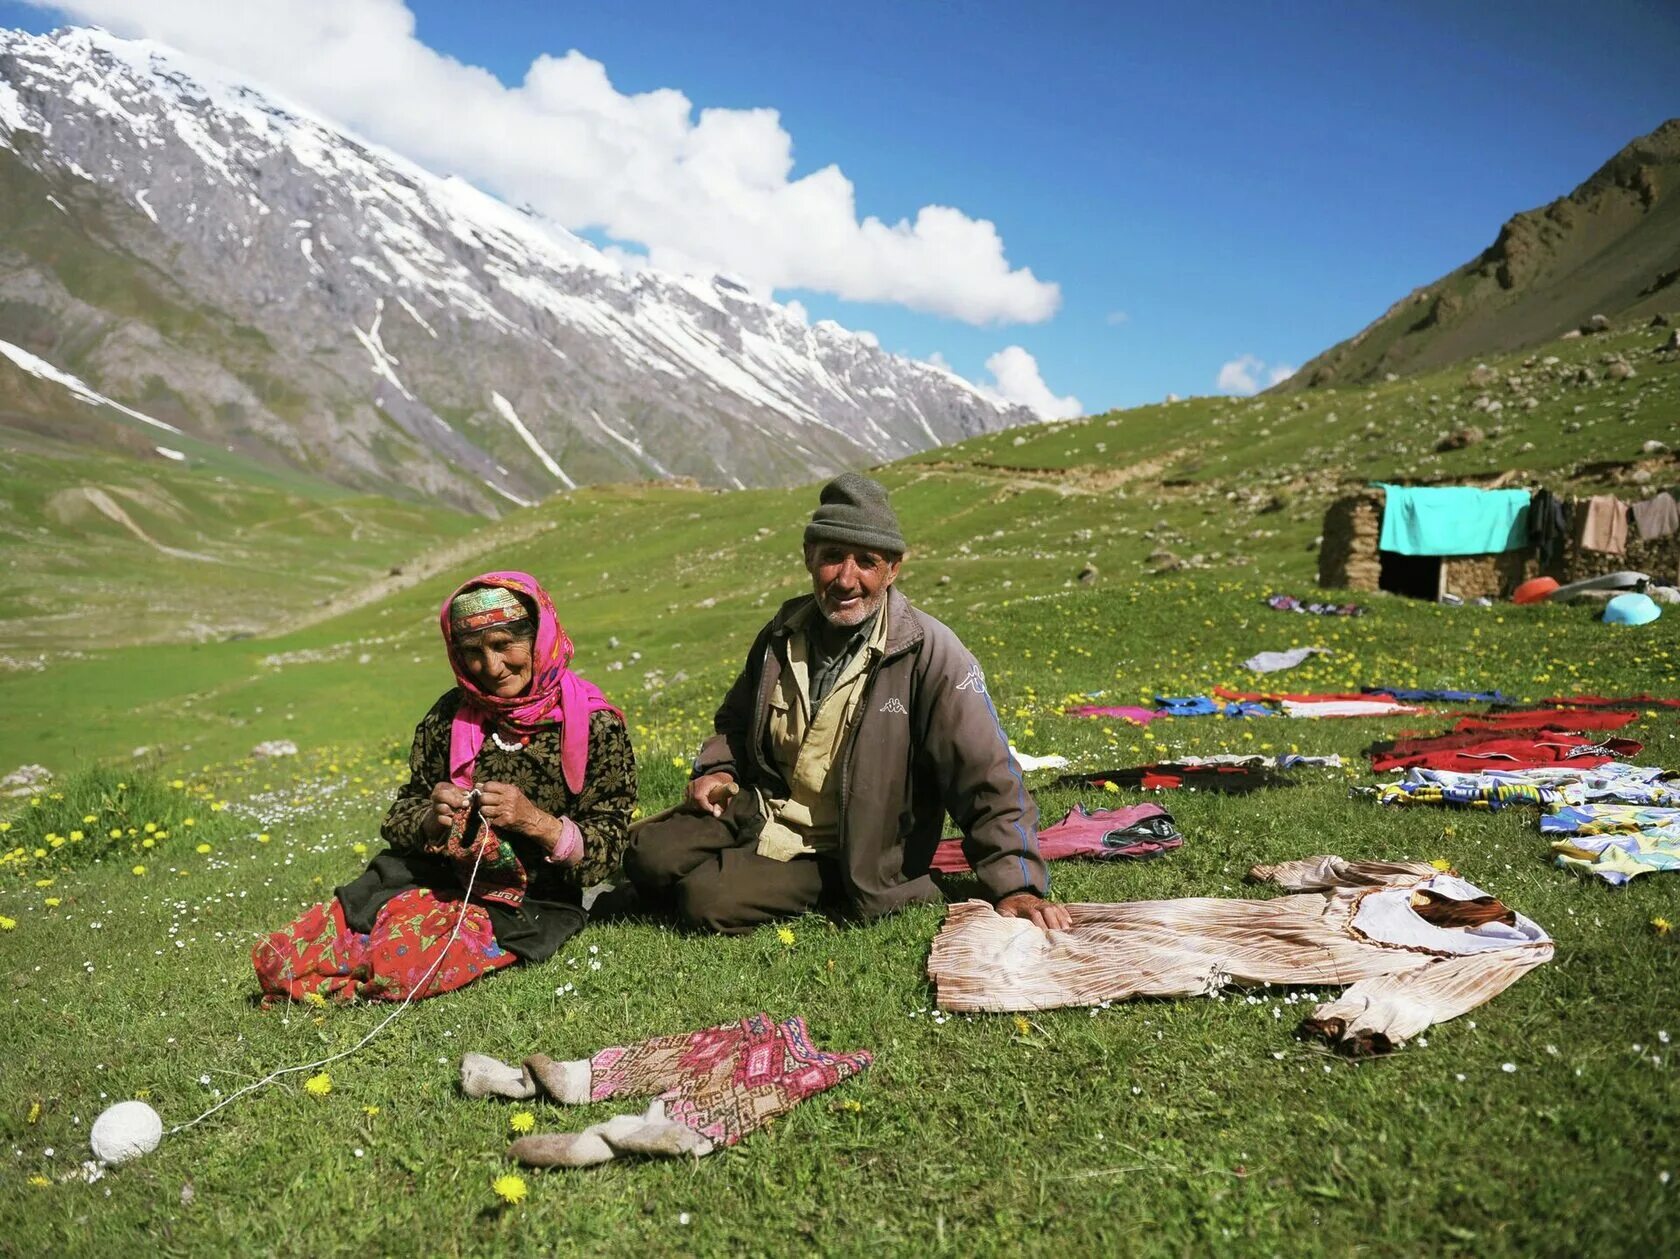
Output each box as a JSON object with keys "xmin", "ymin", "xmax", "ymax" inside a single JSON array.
[{"xmin": 253, "ymin": 570, "xmax": 636, "ymax": 1005}]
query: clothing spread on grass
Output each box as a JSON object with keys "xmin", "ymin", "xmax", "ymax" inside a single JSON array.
[
  {"xmin": 1365, "ymin": 686, "xmax": 1511, "ymax": 704},
  {"xmin": 461, "ymin": 1014, "xmax": 872, "ymax": 1167},
  {"xmin": 1631, "ymin": 491, "xmax": 1679, "ymax": 541},
  {"xmin": 1051, "ymin": 763, "xmax": 1288, "ymax": 794},
  {"xmin": 931, "ymin": 803, "xmax": 1182, "ymax": 872},
  {"xmin": 1375, "ymin": 484, "xmax": 1531, "ymax": 556},
  {"xmin": 1368, "ymin": 731, "xmax": 1640, "ymax": 774},
  {"xmin": 1282, "ymin": 698, "xmax": 1424, "ymax": 720},
  {"xmin": 1539, "ymin": 694, "xmax": 1680, "ymax": 710},
  {"xmin": 1540, "ymin": 802, "xmax": 1680, "ymax": 884},
  {"xmin": 926, "ymin": 856, "xmax": 1552, "ymax": 1056},
  {"xmin": 1451, "ymin": 710, "xmax": 1637, "ymax": 733},
  {"xmin": 1245, "ymin": 646, "xmax": 1330, "ymax": 674},
  {"xmin": 1062, "ymin": 704, "xmax": 1164, "ymax": 725},
  {"xmin": 1174, "ymin": 753, "xmax": 1344, "ymax": 769},
  {"xmin": 1265, "ymin": 594, "xmax": 1363, "ymax": 616},
  {"xmin": 1540, "ymin": 803, "xmax": 1680, "ymax": 836},
  {"xmin": 252, "ymin": 887, "xmax": 517, "ymax": 1007},
  {"xmin": 1575, "ymin": 495, "xmax": 1629, "ymax": 555}
]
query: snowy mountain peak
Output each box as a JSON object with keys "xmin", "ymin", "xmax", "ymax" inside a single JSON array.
[{"xmin": 0, "ymin": 25, "xmax": 1029, "ymax": 511}]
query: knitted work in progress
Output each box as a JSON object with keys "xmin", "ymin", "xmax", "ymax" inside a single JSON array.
[{"xmin": 465, "ymin": 1013, "xmax": 873, "ymax": 1168}]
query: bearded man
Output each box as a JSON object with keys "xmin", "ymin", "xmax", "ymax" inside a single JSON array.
[{"xmin": 624, "ymin": 473, "xmax": 1068, "ymax": 934}]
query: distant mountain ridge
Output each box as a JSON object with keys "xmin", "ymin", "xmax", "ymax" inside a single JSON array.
[
  {"xmin": 1283, "ymin": 118, "xmax": 1680, "ymax": 390},
  {"xmin": 0, "ymin": 26, "xmax": 1033, "ymax": 511}
]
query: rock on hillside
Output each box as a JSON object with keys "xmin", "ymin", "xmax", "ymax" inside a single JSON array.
[
  {"xmin": 1282, "ymin": 118, "xmax": 1680, "ymax": 390},
  {"xmin": 0, "ymin": 27, "xmax": 1033, "ymax": 512}
]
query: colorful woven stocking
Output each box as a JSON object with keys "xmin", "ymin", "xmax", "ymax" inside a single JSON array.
[{"xmin": 462, "ymin": 1013, "xmax": 873, "ymax": 1168}]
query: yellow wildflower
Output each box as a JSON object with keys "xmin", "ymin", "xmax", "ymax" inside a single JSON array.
[
  {"xmin": 1013, "ymin": 1015, "xmax": 1032, "ymax": 1037},
  {"xmin": 196, "ymin": 843, "xmax": 212, "ymax": 855},
  {"xmin": 144, "ymin": 822, "xmax": 157, "ymax": 834},
  {"xmin": 303, "ymin": 1072, "xmax": 332, "ymax": 1097},
  {"xmin": 81, "ymin": 814, "xmax": 96, "ymax": 824},
  {"xmin": 775, "ymin": 925, "xmax": 796, "ymax": 946},
  {"xmin": 68, "ymin": 830, "xmax": 82, "ymax": 842},
  {"xmin": 492, "ymin": 1173, "xmax": 528, "ymax": 1205},
  {"xmin": 352, "ymin": 842, "xmax": 368, "ymax": 857},
  {"xmin": 131, "ymin": 865, "xmax": 146, "ymax": 877},
  {"xmin": 1654, "ymin": 917, "xmax": 1673, "ymax": 936},
  {"xmin": 304, "ymin": 991, "xmax": 327, "ymax": 1008},
  {"xmin": 509, "ymin": 1111, "xmax": 536, "ymax": 1134},
  {"xmin": 1429, "ymin": 858, "xmax": 1452, "ymax": 872},
  {"xmin": 26, "ymin": 1101, "xmax": 40, "ymax": 1125},
  {"xmin": 108, "ymin": 828, "xmax": 123, "ymax": 839},
  {"xmin": 362, "ymin": 1105, "xmax": 380, "ymax": 1117},
  {"xmin": 1, "ymin": 915, "xmax": 19, "ymax": 930},
  {"xmin": 44, "ymin": 898, "xmax": 60, "ymax": 908},
  {"xmin": 28, "ymin": 1174, "xmax": 50, "ymax": 1187},
  {"xmin": 258, "ymin": 833, "xmax": 271, "ymax": 844}
]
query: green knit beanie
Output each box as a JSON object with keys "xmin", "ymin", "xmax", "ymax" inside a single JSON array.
[{"xmin": 803, "ymin": 473, "xmax": 907, "ymax": 555}]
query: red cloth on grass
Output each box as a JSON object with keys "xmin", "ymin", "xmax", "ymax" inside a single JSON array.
[
  {"xmin": 1539, "ymin": 695, "xmax": 1680, "ymax": 709},
  {"xmin": 1369, "ymin": 733, "xmax": 1642, "ymax": 774},
  {"xmin": 252, "ymin": 886, "xmax": 516, "ymax": 1007},
  {"xmin": 1451, "ymin": 710, "xmax": 1637, "ymax": 733}
]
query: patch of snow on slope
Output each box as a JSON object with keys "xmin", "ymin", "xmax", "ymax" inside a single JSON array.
[
  {"xmin": 490, "ymin": 391, "xmax": 576, "ymax": 488},
  {"xmin": 0, "ymin": 336, "xmax": 182, "ymax": 434}
]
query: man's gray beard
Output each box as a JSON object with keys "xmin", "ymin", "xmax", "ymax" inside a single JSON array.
[{"xmin": 820, "ymin": 586, "xmax": 886, "ymax": 627}]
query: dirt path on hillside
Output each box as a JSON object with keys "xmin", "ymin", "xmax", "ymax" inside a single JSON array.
[
  {"xmin": 915, "ymin": 451, "xmax": 1187, "ymax": 494},
  {"xmin": 66, "ymin": 486, "xmax": 220, "ymax": 562},
  {"xmin": 269, "ymin": 518, "xmax": 559, "ymax": 636}
]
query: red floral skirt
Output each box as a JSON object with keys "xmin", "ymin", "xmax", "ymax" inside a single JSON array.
[{"xmin": 252, "ymin": 886, "xmax": 516, "ymax": 1007}]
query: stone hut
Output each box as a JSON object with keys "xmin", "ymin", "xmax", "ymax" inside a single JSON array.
[{"xmin": 1318, "ymin": 486, "xmax": 1680, "ymax": 599}]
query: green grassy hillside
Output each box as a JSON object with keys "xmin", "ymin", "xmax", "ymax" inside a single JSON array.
[{"xmin": 0, "ymin": 319, "xmax": 1677, "ymax": 1256}]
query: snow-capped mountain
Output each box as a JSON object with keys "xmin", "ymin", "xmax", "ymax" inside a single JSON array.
[{"xmin": 0, "ymin": 26, "xmax": 1033, "ymax": 510}]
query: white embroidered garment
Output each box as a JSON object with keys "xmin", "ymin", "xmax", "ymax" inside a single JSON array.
[{"xmin": 927, "ymin": 856, "xmax": 1552, "ymax": 1054}]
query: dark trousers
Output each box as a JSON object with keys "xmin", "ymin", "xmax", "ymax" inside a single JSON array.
[{"xmin": 623, "ymin": 794, "xmax": 832, "ymax": 935}]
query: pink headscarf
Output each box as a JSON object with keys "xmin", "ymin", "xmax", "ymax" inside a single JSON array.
[{"xmin": 440, "ymin": 571, "xmax": 620, "ymax": 795}]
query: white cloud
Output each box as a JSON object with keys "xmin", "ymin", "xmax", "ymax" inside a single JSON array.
[
  {"xmin": 1105, "ymin": 310, "xmax": 1130, "ymax": 325},
  {"xmin": 982, "ymin": 346, "xmax": 1082, "ymax": 420},
  {"xmin": 30, "ymin": 0, "xmax": 1059, "ymax": 325},
  {"xmin": 1216, "ymin": 353, "xmax": 1294, "ymax": 395}
]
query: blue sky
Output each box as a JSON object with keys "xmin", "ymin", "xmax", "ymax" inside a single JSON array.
[{"xmin": 5, "ymin": 1, "xmax": 1678, "ymax": 413}]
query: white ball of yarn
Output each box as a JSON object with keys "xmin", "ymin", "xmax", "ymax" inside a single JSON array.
[{"xmin": 90, "ymin": 1100, "xmax": 163, "ymax": 1164}]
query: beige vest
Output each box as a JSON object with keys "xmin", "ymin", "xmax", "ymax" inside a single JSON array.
[{"xmin": 755, "ymin": 604, "xmax": 890, "ymax": 861}]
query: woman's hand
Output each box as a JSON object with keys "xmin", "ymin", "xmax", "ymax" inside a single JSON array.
[
  {"xmin": 425, "ymin": 782, "xmax": 469, "ymax": 839},
  {"xmin": 477, "ymin": 781, "xmax": 548, "ymax": 838}
]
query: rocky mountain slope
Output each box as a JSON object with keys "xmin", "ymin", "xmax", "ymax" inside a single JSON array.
[
  {"xmin": 1283, "ymin": 118, "xmax": 1680, "ymax": 389},
  {"xmin": 0, "ymin": 26, "xmax": 1032, "ymax": 511}
]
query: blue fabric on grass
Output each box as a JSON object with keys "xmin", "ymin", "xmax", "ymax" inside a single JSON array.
[{"xmin": 1375, "ymin": 485, "xmax": 1531, "ymax": 556}]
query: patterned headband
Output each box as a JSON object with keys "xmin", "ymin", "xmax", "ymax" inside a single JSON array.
[{"xmin": 449, "ymin": 586, "xmax": 528, "ymax": 634}]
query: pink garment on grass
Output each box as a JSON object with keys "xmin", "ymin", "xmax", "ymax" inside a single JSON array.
[
  {"xmin": 440, "ymin": 570, "xmax": 621, "ymax": 795},
  {"xmin": 931, "ymin": 803, "xmax": 1181, "ymax": 873},
  {"xmin": 1063, "ymin": 704, "xmax": 1163, "ymax": 725}
]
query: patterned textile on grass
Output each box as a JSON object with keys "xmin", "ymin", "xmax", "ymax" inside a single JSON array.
[
  {"xmin": 1265, "ymin": 594, "xmax": 1363, "ymax": 616},
  {"xmin": 1359, "ymin": 777, "xmax": 1564, "ymax": 811},
  {"xmin": 1385, "ymin": 765, "xmax": 1678, "ymax": 808},
  {"xmin": 253, "ymin": 887, "xmax": 516, "ymax": 1007},
  {"xmin": 930, "ymin": 803, "xmax": 1182, "ymax": 873},
  {"xmin": 463, "ymin": 1013, "xmax": 871, "ymax": 1167},
  {"xmin": 1363, "ymin": 686, "xmax": 1511, "ymax": 703},
  {"xmin": 927, "ymin": 856, "xmax": 1552, "ymax": 1056},
  {"xmin": 1551, "ymin": 833, "xmax": 1680, "ymax": 885},
  {"xmin": 1540, "ymin": 803, "xmax": 1680, "ymax": 836},
  {"xmin": 1538, "ymin": 694, "xmax": 1680, "ymax": 709}
]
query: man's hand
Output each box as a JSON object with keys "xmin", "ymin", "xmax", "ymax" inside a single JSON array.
[
  {"xmin": 477, "ymin": 781, "xmax": 546, "ymax": 837},
  {"xmin": 683, "ymin": 772, "xmax": 738, "ymax": 818},
  {"xmin": 995, "ymin": 891, "xmax": 1072, "ymax": 931},
  {"xmin": 425, "ymin": 782, "xmax": 469, "ymax": 839}
]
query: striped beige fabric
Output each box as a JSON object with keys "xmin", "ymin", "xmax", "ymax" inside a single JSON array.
[{"xmin": 927, "ymin": 855, "xmax": 1552, "ymax": 1055}]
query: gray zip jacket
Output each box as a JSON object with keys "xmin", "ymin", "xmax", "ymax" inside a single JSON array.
[{"xmin": 693, "ymin": 587, "xmax": 1047, "ymax": 915}]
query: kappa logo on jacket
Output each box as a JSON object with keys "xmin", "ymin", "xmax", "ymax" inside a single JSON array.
[
  {"xmin": 955, "ymin": 663, "xmax": 987, "ymax": 695},
  {"xmin": 878, "ymin": 696, "xmax": 908, "ymax": 715}
]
